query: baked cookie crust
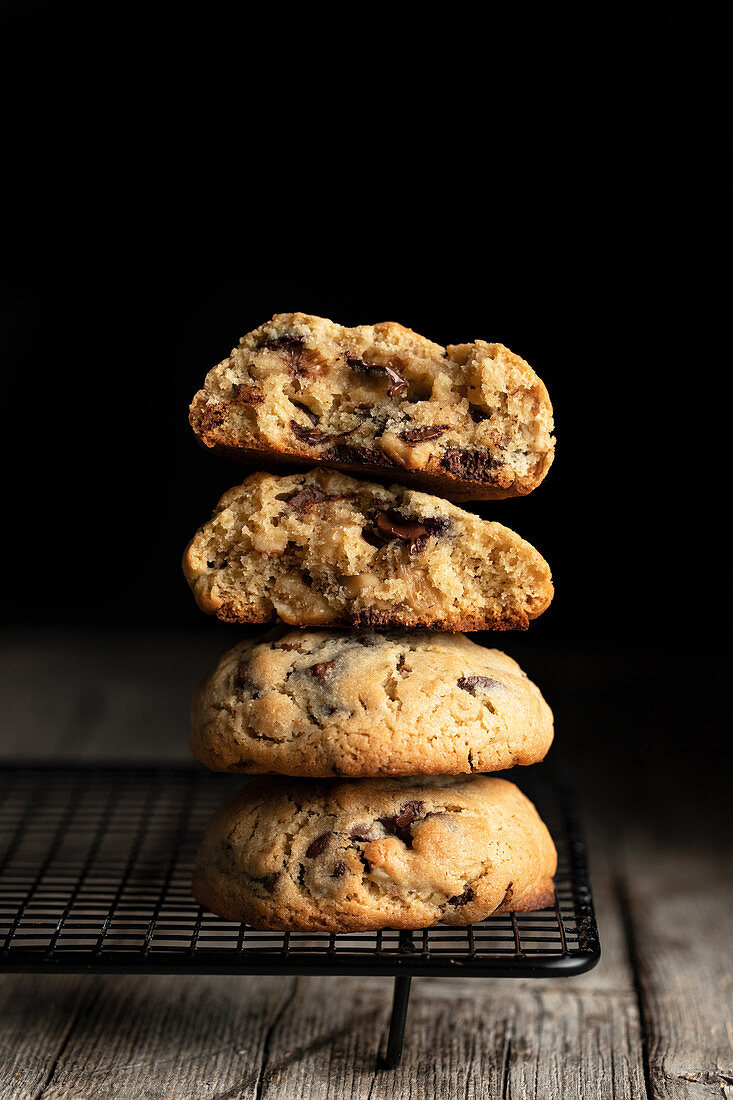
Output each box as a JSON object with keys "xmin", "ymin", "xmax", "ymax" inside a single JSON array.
[
  {"xmin": 192, "ymin": 774, "xmax": 557, "ymax": 931},
  {"xmin": 189, "ymin": 313, "xmax": 555, "ymax": 501},
  {"xmin": 191, "ymin": 629, "xmax": 554, "ymax": 777}
]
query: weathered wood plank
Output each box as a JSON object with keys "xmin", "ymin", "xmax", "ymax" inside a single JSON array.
[
  {"xmin": 618, "ymin": 839, "xmax": 733, "ymax": 1100},
  {"xmin": 0, "ymin": 976, "xmax": 93, "ymax": 1100},
  {"xmin": 1, "ymin": 973, "xmax": 295, "ymax": 1100}
]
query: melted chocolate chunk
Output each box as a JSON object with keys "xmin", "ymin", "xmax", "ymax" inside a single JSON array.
[
  {"xmin": 457, "ymin": 675, "xmax": 503, "ymax": 694},
  {"xmin": 440, "ymin": 448, "xmax": 497, "ymax": 483},
  {"xmin": 261, "ymin": 334, "xmax": 327, "ymax": 377},
  {"xmin": 291, "ymin": 422, "xmax": 356, "ymax": 447},
  {"xmin": 469, "ymin": 404, "xmax": 491, "ymax": 423},
  {"xmin": 305, "ymin": 832, "xmax": 331, "ymax": 858},
  {"xmin": 346, "ymin": 355, "xmax": 408, "ymax": 398},
  {"xmin": 448, "ymin": 884, "xmax": 475, "ymax": 907},
  {"xmin": 235, "ymin": 661, "xmax": 257, "ymax": 694},
  {"xmin": 273, "ymin": 641, "xmax": 304, "ymax": 652},
  {"xmin": 373, "ymin": 510, "xmax": 451, "ymax": 554},
  {"xmin": 350, "ymin": 825, "xmax": 376, "ymax": 843},
  {"xmin": 232, "ymin": 384, "xmax": 265, "ymax": 405},
  {"xmin": 326, "ymin": 442, "xmax": 391, "ymax": 468},
  {"xmin": 399, "ymin": 425, "xmax": 450, "ymax": 445},
  {"xmin": 284, "ymin": 486, "xmax": 349, "ymax": 514},
  {"xmin": 358, "ymin": 636, "xmax": 376, "ymax": 646},
  {"xmin": 380, "ymin": 800, "xmax": 425, "ymax": 845},
  {"xmin": 291, "ymin": 400, "xmax": 320, "ymax": 425},
  {"xmin": 290, "ymin": 421, "xmax": 332, "ymax": 446},
  {"xmin": 261, "ymin": 335, "xmax": 305, "ymax": 351},
  {"xmin": 332, "ymin": 860, "xmax": 346, "ymax": 878},
  {"xmin": 309, "ymin": 660, "xmax": 334, "ymax": 685}
]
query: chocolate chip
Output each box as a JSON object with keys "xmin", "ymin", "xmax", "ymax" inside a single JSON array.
[
  {"xmin": 373, "ymin": 510, "xmax": 451, "ymax": 554},
  {"xmin": 326, "ymin": 442, "xmax": 389, "ymax": 467},
  {"xmin": 448, "ymin": 884, "xmax": 475, "ymax": 907},
  {"xmin": 235, "ymin": 661, "xmax": 257, "ymax": 693},
  {"xmin": 440, "ymin": 448, "xmax": 497, "ymax": 482},
  {"xmin": 284, "ymin": 486, "xmax": 350, "ymax": 514},
  {"xmin": 332, "ymin": 860, "xmax": 346, "ymax": 878},
  {"xmin": 469, "ymin": 404, "xmax": 491, "ymax": 423},
  {"xmin": 291, "ymin": 421, "xmax": 332, "ymax": 446},
  {"xmin": 291, "ymin": 400, "xmax": 320, "ymax": 425},
  {"xmin": 399, "ymin": 425, "xmax": 450, "ymax": 445},
  {"xmin": 358, "ymin": 636, "xmax": 376, "ymax": 647},
  {"xmin": 346, "ymin": 355, "xmax": 408, "ymax": 398},
  {"xmin": 309, "ymin": 660, "xmax": 334, "ymax": 685},
  {"xmin": 291, "ymin": 422, "xmax": 355, "ymax": 447},
  {"xmin": 261, "ymin": 335, "xmax": 305, "ymax": 351},
  {"xmin": 260, "ymin": 873, "xmax": 280, "ymax": 893},
  {"xmin": 380, "ymin": 800, "xmax": 425, "ymax": 845},
  {"xmin": 232, "ymin": 384, "xmax": 265, "ymax": 405},
  {"xmin": 261, "ymin": 334, "xmax": 327, "ymax": 378},
  {"xmin": 273, "ymin": 641, "xmax": 304, "ymax": 652},
  {"xmin": 305, "ymin": 832, "xmax": 331, "ymax": 858},
  {"xmin": 457, "ymin": 676, "xmax": 503, "ymax": 694},
  {"xmin": 350, "ymin": 826, "xmax": 375, "ymax": 843},
  {"xmin": 394, "ymin": 800, "xmax": 425, "ymax": 832}
]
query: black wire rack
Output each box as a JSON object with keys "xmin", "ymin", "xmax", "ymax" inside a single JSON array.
[{"xmin": 0, "ymin": 764, "xmax": 600, "ymax": 1067}]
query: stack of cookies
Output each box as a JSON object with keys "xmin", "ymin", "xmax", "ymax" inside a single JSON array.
[{"xmin": 183, "ymin": 313, "xmax": 558, "ymax": 932}]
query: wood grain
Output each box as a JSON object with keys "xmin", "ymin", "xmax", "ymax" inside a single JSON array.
[{"xmin": 618, "ymin": 837, "xmax": 733, "ymax": 1100}]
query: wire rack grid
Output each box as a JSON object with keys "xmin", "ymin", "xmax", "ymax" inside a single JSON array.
[{"xmin": 0, "ymin": 764, "xmax": 599, "ymax": 979}]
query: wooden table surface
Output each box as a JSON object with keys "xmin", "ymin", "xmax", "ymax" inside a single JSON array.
[{"xmin": 0, "ymin": 630, "xmax": 731, "ymax": 1100}]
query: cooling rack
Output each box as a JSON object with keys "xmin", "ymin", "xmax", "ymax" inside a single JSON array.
[{"xmin": 0, "ymin": 764, "xmax": 600, "ymax": 1067}]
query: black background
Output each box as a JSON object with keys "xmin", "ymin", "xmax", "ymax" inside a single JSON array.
[{"xmin": 1, "ymin": 9, "xmax": 728, "ymax": 820}]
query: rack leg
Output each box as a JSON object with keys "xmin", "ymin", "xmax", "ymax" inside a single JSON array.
[{"xmin": 380, "ymin": 976, "xmax": 412, "ymax": 1069}]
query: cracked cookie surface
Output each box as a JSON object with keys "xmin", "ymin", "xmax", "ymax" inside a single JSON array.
[
  {"xmin": 192, "ymin": 774, "xmax": 557, "ymax": 931},
  {"xmin": 191, "ymin": 629, "xmax": 554, "ymax": 777},
  {"xmin": 189, "ymin": 313, "xmax": 555, "ymax": 501},
  {"xmin": 182, "ymin": 468, "xmax": 553, "ymax": 630}
]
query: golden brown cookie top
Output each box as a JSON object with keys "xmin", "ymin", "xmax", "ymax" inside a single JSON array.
[
  {"xmin": 192, "ymin": 774, "xmax": 557, "ymax": 932},
  {"xmin": 191, "ymin": 629, "xmax": 554, "ymax": 777}
]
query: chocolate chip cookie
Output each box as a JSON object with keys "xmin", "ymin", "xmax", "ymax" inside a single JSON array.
[
  {"xmin": 182, "ymin": 469, "xmax": 553, "ymax": 630},
  {"xmin": 191, "ymin": 629, "xmax": 553, "ymax": 777},
  {"xmin": 192, "ymin": 774, "xmax": 557, "ymax": 931},
  {"xmin": 189, "ymin": 313, "xmax": 555, "ymax": 501}
]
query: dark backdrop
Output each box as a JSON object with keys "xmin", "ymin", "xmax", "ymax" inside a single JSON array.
[{"xmin": 1, "ymin": 10, "xmax": 728, "ymax": 812}]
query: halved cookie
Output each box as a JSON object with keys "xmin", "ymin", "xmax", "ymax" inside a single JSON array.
[
  {"xmin": 189, "ymin": 313, "xmax": 555, "ymax": 501},
  {"xmin": 191, "ymin": 629, "xmax": 554, "ymax": 777},
  {"xmin": 192, "ymin": 774, "xmax": 557, "ymax": 931},
  {"xmin": 182, "ymin": 469, "xmax": 553, "ymax": 630}
]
